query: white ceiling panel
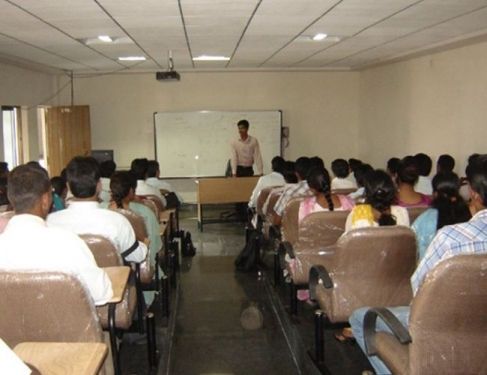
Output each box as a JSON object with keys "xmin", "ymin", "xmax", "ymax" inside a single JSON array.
[{"xmin": 0, "ymin": 0, "xmax": 487, "ymax": 73}]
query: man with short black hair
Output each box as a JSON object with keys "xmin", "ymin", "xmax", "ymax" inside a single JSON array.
[
  {"xmin": 331, "ymin": 158, "xmax": 357, "ymax": 190},
  {"xmin": 437, "ymin": 154, "xmax": 455, "ymax": 174},
  {"xmin": 48, "ymin": 156, "xmax": 147, "ymax": 263},
  {"xmin": 414, "ymin": 152, "xmax": 433, "ymax": 195},
  {"xmin": 0, "ymin": 164, "xmax": 113, "ymax": 305},
  {"xmin": 230, "ymin": 119, "xmax": 263, "ymax": 177},
  {"xmin": 248, "ymin": 156, "xmax": 285, "ymax": 208},
  {"xmin": 130, "ymin": 158, "xmax": 166, "ymax": 206},
  {"xmin": 272, "ymin": 156, "xmax": 312, "ymax": 225},
  {"xmin": 99, "ymin": 159, "xmax": 116, "ymax": 203}
]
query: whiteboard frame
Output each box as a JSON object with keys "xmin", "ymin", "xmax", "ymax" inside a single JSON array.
[{"xmin": 153, "ymin": 110, "xmax": 283, "ymax": 178}]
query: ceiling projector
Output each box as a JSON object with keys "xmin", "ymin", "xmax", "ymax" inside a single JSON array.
[
  {"xmin": 156, "ymin": 51, "xmax": 180, "ymax": 81},
  {"xmin": 156, "ymin": 71, "xmax": 180, "ymax": 81}
]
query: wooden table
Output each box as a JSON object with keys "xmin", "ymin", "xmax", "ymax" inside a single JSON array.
[
  {"xmin": 14, "ymin": 342, "xmax": 108, "ymax": 375},
  {"xmin": 103, "ymin": 266, "xmax": 130, "ymax": 303},
  {"xmin": 102, "ymin": 266, "xmax": 130, "ymax": 375},
  {"xmin": 196, "ymin": 176, "xmax": 259, "ymax": 230}
]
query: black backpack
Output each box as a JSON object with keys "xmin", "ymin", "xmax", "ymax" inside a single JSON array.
[
  {"xmin": 181, "ymin": 231, "xmax": 196, "ymax": 257},
  {"xmin": 234, "ymin": 231, "xmax": 260, "ymax": 272}
]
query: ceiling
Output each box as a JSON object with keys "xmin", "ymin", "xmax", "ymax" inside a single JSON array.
[{"xmin": 1, "ymin": 0, "xmax": 487, "ymax": 75}]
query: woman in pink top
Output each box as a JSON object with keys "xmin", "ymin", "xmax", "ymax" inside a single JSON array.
[
  {"xmin": 298, "ymin": 167, "xmax": 354, "ymax": 223},
  {"xmin": 395, "ymin": 156, "xmax": 432, "ymax": 208}
]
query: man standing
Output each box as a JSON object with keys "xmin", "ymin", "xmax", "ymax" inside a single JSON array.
[{"xmin": 230, "ymin": 119, "xmax": 263, "ymax": 177}]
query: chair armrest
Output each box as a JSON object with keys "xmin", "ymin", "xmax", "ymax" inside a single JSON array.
[
  {"xmin": 364, "ymin": 307, "xmax": 412, "ymax": 356},
  {"xmin": 309, "ymin": 265, "xmax": 333, "ymax": 300}
]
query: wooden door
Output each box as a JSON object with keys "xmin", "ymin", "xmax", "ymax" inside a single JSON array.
[{"xmin": 44, "ymin": 106, "xmax": 91, "ymax": 176}]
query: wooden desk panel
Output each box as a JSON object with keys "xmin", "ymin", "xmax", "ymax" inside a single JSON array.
[
  {"xmin": 14, "ymin": 342, "xmax": 107, "ymax": 375},
  {"xmin": 103, "ymin": 266, "xmax": 130, "ymax": 304},
  {"xmin": 196, "ymin": 176, "xmax": 259, "ymax": 204},
  {"xmin": 196, "ymin": 176, "xmax": 259, "ymax": 230}
]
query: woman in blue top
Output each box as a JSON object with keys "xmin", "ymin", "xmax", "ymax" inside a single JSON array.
[{"xmin": 412, "ymin": 171, "xmax": 471, "ymax": 260}]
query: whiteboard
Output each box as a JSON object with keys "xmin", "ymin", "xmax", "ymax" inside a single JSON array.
[{"xmin": 154, "ymin": 111, "xmax": 282, "ymax": 178}]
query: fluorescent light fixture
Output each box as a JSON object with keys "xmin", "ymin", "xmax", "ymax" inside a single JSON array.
[
  {"xmin": 193, "ymin": 55, "xmax": 230, "ymax": 61},
  {"xmin": 312, "ymin": 33, "xmax": 328, "ymax": 41},
  {"xmin": 118, "ymin": 56, "xmax": 146, "ymax": 61},
  {"xmin": 98, "ymin": 35, "xmax": 113, "ymax": 43}
]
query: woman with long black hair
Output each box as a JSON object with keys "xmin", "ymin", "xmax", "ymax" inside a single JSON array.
[{"xmin": 412, "ymin": 171, "xmax": 471, "ymax": 260}]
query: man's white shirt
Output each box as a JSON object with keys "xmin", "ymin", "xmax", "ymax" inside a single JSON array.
[
  {"xmin": 47, "ymin": 201, "xmax": 147, "ymax": 263},
  {"xmin": 0, "ymin": 214, "xmax": 113, "ymax": 305}
]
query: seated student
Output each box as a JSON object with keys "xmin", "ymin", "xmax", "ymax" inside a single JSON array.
[
  {"xmin": 346, "ymin": 169, "xmax": 409, "ymax": 231},
  {"xmin": 108, "ymin": 170, "xmax": 162, "ymax": 267},
  {"xmin": 348, "ymin": 163, "xmax": 373, "ymax": 202},
  {"xmin": 349, "ymin": 154, "xmax": 487, "ymax": 375},
  {"xmin": 299, "ymin": 167, "xmax": 354, "ymax": 223},
  {"xmin": 131, "ymin": 158, "xmax": 166, "ymax": 207},
  {"xmin": 146, "ymin": 160, "xmax": 174, "ymax": 192},
  {"xmin": 396, "ymin": 156, "xmax": 432, "ymax": 207},
  {"xmin": 108, "ymin": 170, "xmax": 163, "ymax": 306},
  {"xmin": 47, "ymin": 156, "xmax": 148, "ymax": 264},
  {"xmin": 272, "ymin": 157, "xmax": 312, "ymax": 226},
  {"xmin": 330, "ymin": 158, "xmax": 357, "ymax": 190},
  {"xmin": 262, "ymin": 161, "xmax": 297, "ymax": 215},
  {"xmin": 414, "ymin": 152, "xmax": 433, "ymax": 195},
  {"xmin": 0, "ymin": 164, "xmax": 112, "ymax": 305},
  {"xmin": 248, "ymin": 156, "xmax": 285, "ymax": 209},
  {"xmin": 50, "ymin": 176, "xmax": 67, "ymax": 212},
  {"xmin": 436, "ymin": 153, "xmax": 455, "ymax": 174},
  {"xmin": 386, "ymin": 157, "xmax": 400, "ymax": 177},
  {"xmin": 99, "ymin": 160, "xmax": 116, "ymax": 203},
  {"xmin": 412, "ymin": 172, "xmax": 471, "ymax": 261}
]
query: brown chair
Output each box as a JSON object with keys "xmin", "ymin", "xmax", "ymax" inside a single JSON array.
[
  {"xmin": 407, "ymin": 206, "xmax": 427, "ymax": 224},
  {"xmin": 364, "ymin": 254, "xmax": 487, "ymax": 375},
  {"xmin": 79, "ymin": 234, "xmax": 123, "ymax": 267},
  {"xmin": 279, "ymin": 210, "xmax": 348, "ymax": 314},
  {"xmin": 79, "ymin": 234, "xmax": 147, "ymax": 373},
  {"xmin": 0, "ymin": 270, "xmax": 104, "ymax": 348},
  {"xmin": 309, "ymin": 226, "xmax": 416, "ymax": 363},
  {"xmin": 256, "ymin": 186, "xmax": 281, "ymax": 216},
  {"xmin": 112, "ymin": 208, "xmax": 155, "ymax": 284},
  {"xmin": 332, "ymin": 188, "xmax": 357, "ymax": 195},
  {"xmin": 140, "ymin": 194, "xmax": 166, "ymax": 214},
  {"xmin": 280, "ymin": 196, "xmax": 306, "ymax": 244}
]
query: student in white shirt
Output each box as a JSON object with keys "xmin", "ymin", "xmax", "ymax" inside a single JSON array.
[
  {"xmin": 248, "ymin": 156, "xmax": 285, "ymax": 208},
  {"xmin": 0, "ymin": 164, "xmax": 112, "ymax": 305},
  {"xmin": 331, "ymin": 158, "xmax": 357, "ymax": 191},
  {"xmin": 48, "ymin": 156, "xmax": 147, "ymax": 263},
  {"xmin": 98, "ymin": 160, "xmax": 116, "ymax": 203},
  {"xmin": 130, "ymin": 158, "xmax": 167, "ymax": 207}
]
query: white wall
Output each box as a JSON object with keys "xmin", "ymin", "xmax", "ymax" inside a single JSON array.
[
  {"xmin": 73, "ymin": 71, "xmax": 361, "ymax": 169},
  {"xmin": 0, "ymin": 62, "xmax": 59, "ymax": 162},
  {"xmin": 359, "ymin": 40, "xmax": 487, "ymax": 174}
]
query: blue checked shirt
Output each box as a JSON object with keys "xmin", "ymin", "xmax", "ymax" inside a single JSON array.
[
  {"xmin": 411, "ymin": 209, "xmax": 487, "ymax": 295},
  {"xmin": 273, "ymin": 180, "xmax": 310, "ymax": 216}
]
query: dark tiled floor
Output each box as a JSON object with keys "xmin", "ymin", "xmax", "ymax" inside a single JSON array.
[{"xmin": 168, "ymin": 206, "xmax": 299, "ymax": 375}]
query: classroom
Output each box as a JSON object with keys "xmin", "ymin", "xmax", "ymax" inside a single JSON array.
[{"xmin": 0, "ymin": 1, "xmax": 486, "ymax": 374}]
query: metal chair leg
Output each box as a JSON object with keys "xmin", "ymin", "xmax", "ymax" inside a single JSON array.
[
  {"xmin": 315, "ymin": 310, "xmax": 325, "ymax": 363},
  {"xmin": 146, "ymin": 312, "xmax": 158, "ymax": 368},
  {"xmin": 290, "ymin": 282, "xmax": 298, "ymax": 315}
]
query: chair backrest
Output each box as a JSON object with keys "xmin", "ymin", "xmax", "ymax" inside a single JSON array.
[
  {"xmin": 256, "ymin": 186, "xmax": 280, "ymax": 216},
  {"xmin": 141, "ymin": 194, "xmax": 165, "ymax": 212},
  {"xmin": 290, "ymin": 210, "xmax": 348, "ymax": 285},
  {"xmin": 281, "ymin": 197, "xmax": 306, "ymax": 244},
  {"xmin": 0, "ymin": 210, "xmax": 15, "ymax": 220},
  {"xmin": 0, "ymin": 271, "xmax": 103, "ymax": 347},
  {"xmin": 332, "ymin": 188, "xmax": 356, "ymax": 195},
  {"xmin": 295, "ymin": 210, "xmax": 348, "ymax": 254},
  {"xmin": 328, "ymin": 226, "xmax": 416, "ymax": 321},
  {"xmin": 79, "ymin": 234, "xmax": 123, "ymax": 267},
  {"xmin": 264, "ymin": 191, "xmax": 281, "ymax": 217},
  {"xmin": 112, "ymin": 208, "xmax": 148, "ymax": 241},
  {"xmin": 408, "ymin": 254, "xmax": 487, "ymax": 374},
  {"xmin": 407, "ymin": 206, "xmax": 427, "ymax": 224}
]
